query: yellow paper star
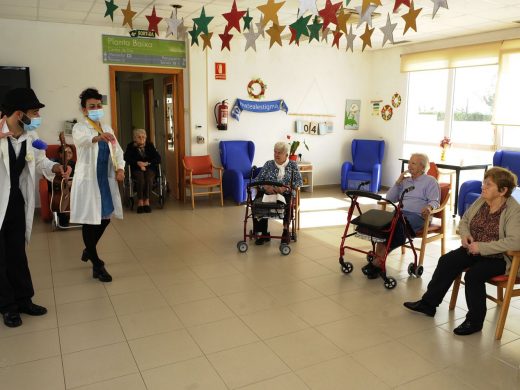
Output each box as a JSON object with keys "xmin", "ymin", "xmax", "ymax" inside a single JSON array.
[
  {"xmin": 266, "ymin": 23, "xmax": 285, "ymax": 48},
  {"xmin": 257, "ymin": 0, "xmax": 285, "ymax": 27},
  {"xmin": 121, "ymin": 0, "xmax": 137, "ymax": 29},
  {"xmin": 402, "ymin": 1, "xmax": 422, "ymax": 35},
  {"xmin": 201, "ymin": 32, "xmax": 213, "ymax": 50},
  {"xmin": 361, "ymin": 0, "xmax": 382, "ymax": 15},
  {"xmin": 359, "ymin": 23, "xmax": 374, "ymax": 52},
  {"xmin": 336, "ymin": 8, "xmax": 351, "ymax": 35}
]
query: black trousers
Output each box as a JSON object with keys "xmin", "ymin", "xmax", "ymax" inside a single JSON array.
[
  {"xmin": 422, "ymin": 246, "xmax": 506, "ymax": 325},
  {"xmin": 132, "ymin": 169, "xmax": 155, "ymax": 200},
  {"xmin": 252, "ymin": 192, "xmax": 292, "ymax": 234},
  {"xmin": 82, "ymin": 219, "xmax": 111, "ymax": 268},
  {"xmin": 0, "ymin": 190, "xmax": 33, "ymax": 312}
]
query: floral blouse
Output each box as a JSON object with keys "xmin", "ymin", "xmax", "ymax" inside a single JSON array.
[
  {"xmin": 253, "ymin": 160, "xmax": 303, "ymax": 188},
  {"xmin": 470, "ymin": 202, "xmax": 507, "ymax": 258}
]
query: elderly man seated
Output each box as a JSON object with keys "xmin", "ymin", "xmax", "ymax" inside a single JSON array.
[{"xmin": 363, "ymin": 153, "xmax": 440, "ymax": 278}]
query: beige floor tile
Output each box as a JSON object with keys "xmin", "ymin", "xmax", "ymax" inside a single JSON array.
[
  {"xmin": 59, "ymin": 317, "xmax": 125, "ymax": 354},
  {"xmin": 104, "ymin": 274, "xmax": 156, "ymax": 296},
  {"xmin": 0, "ymin": 356, "xmax": 64, "ymax": 390},
  {"xmin": 204, "ymin": 273, "xmax": 259, "ymax": 296},
  {"xmin": 129, "ymin": 329, "xmax": 202, "ymax": 370},
  {"xmin": 220, "ymin": 289, "xmax": 281, "ymax": 315},
  {"xmin": 265, "ymin": 328, "xmax": 344, "ymax": 370},
  {"xmin": 240, "ymin": 307, "xmax": 310, "ymax": 339},
  {"xmin": 57, "ymin": 297, "xmax": 116, "ymax": 327},
  {"xmin": 110, "ymin": 289, "xmax": 168, "ymax": 316},
  {"xmin": 302, "ymin": 273, "xmax": 364, "ymax": 295},
  {"xmin": 173, "ymin": 296, "xmax": 235, "ymax": 326},
  {"xmin": 237, "ymin": 373, "xmax": 309, "ymax": 390},
  {"xmin": 160, "ymin": 280, "xmax": 216, "ymax": 305},
  {"xmin": 118, "ymin": 307, "xmax": 184, "ymax": 340},
  {"xmin": 0, "ymin": 328, "xmax": 60, "ymax": 367},
  {"xmin": 287, "ymin": 297, "xmax": 354, "ymax": 326},
  {"xmin": 266, "ymin": 281, "xmax": 322, "ymax": 305},
  {"xmin": 190, "ymin": 261, "xmax": 241, "ymax": 279},
  {"xmin": 147, "ymin": 268, "xmax": 200, "ymax": 289},
  {"xmin": 73, "ymin": 374, "xmax": 146, "ymax": 390},
  {"xmin": 142, "ymin": 356, "xmax": 227, "ymax": 390},
  {"xmin": 296, "ymin": 355, "xmax": 389, "ymax": 390},
  {"xmin": 395, "ymin": 369, "xmax": 474, "ymax": 389},
  {"xmin": 188, "ymin": 317, "xmax": 259, "ymax": 353},
  {"xmin": 63, "ymin": 342, "xmax": 138, "ymax": 389},
  {"xmin": 208, "ymin": 342, "xmax": 290, "ymax": 389},
  {"xmin": 0, "ymin": 305, "xmax": 57, "ymax": 338},
  {"xmin": 52, "ymin": 267, "xmax": 94, "ymax": 287},
  {"xmin": 54, "ymin": 282, "xmax": 108, "ymax": 305}
]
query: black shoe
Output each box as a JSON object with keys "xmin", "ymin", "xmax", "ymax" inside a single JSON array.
[
  {"xmin": 453, "ymin": 320, "xmax": 482, "ymax": 336},
  {"xmin": 362, "ymin": 262, "xmax": 376, "ymax": 275},
  {"xmin": 137, "ymin": 206, "xmax": 145, "ymax": 214},
  {"xmin": 282, "ymin": 229, "xmax": 290, "ymax": 244},
  {"xmin": 3, "ymin": 312, "xmax": 22, "ymax": 327},
  {"xmin": 81, "ymin": 249, "xmax": 89, "ymax": 262},
  {"xmin": 93, "ymin": 266, "xmax": 112, "ymax": 282},
  {"xmin": 144, "ymin": 205, "xmax": 152, "ymax": 213},
  {"xmin": 403, "ymin": 300, "xmax": 436, "ymax": 317},
  {"xmin": 19, "ymin": 303, "xmax": 47, "ymax": 316}
]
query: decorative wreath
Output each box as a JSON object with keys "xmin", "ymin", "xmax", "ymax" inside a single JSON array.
[
  {"xmin": 391, "ymin": 93, "xmax": 401, "ymax": 108},
  {"xmin": 381, "ymin": 104, "xmax": 393, "ymax": 121},
  {"xmin": 247, "ymin": 78, "xmax": 266, "ymax": 100}
]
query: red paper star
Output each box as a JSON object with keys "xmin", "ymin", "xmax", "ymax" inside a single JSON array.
[
  {"xmin": 146, "ymin": 6, "xmax": 162, "ymax": 34},
  {"xmin": 393, "ymin": 0, "xmax": 411, "ymax": 13},
  {"xmin": 332, "ymin": 29, "xmax": 343, "ymax": 49},
  {"xmin": 289, "ymin": 27, "xmax": 300, "ymax": 46},
  {"xmin": 318, "ymin": 0, "xmax": 342, "ymax": 31},
  {"xmin": 222, "ymin": 0, "xmax": 247, "ymax": 33},
  {"xmin": 219, "ymin": 28, "xmax": 233, "ymax": 51}
]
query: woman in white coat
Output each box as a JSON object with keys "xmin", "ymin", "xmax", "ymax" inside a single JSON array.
[
  {"xmin": 70, "ymin": 88, "xmax": 125, "ymax": 282},
  {"xmin": 0, "ymin": 88, "xmax": 68, "ymax": 328}
]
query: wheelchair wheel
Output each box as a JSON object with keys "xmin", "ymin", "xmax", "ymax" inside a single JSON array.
[
  {"xmin": 384, "ymin": 277, "xmax": 397, "ymax": 289},
  {"xmin": 158, "ymin": 195, "xmax": 165, "ymax": 209},
  {"xmin": 407, "ymin": 262, "xmax": 424, "ymax": 278},
  {"xmin": 237, "ymin": 241, "xmax": 248, "ymax": 253},
  {"xmin": 51, "ymin": 217, "xmax": 58, "ymax": 232},
  {"xmin": 279, "ymin": 244, "xmax": 291, "ymax": 256},
  {"xmin": 340, "ymin": 261, "xmax": 353, "ymax": 274}
]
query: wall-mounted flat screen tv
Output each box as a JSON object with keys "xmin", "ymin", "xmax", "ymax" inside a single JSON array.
[{"xmin": 0, "ymin": 66, "xmax": 31, "ymax": 108}]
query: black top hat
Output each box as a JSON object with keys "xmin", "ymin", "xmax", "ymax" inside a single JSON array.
[{"xmin": 1, "ymin": 88, "xmax": 45, "ymax": 112}]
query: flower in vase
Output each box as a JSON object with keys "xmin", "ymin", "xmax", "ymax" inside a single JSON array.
[{"xmin": 286, "ymin": 135, "xmax": 309, "ymax": 156}]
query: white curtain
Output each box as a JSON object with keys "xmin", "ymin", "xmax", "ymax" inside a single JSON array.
[{"xmin": 492, "ymin": 39, "xmax": 520, "ymax": 126}]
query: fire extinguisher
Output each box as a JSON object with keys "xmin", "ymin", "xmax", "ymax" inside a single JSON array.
[{"xmin": 214, "ymin": 100, "xmax": 228, "ymax": 130}]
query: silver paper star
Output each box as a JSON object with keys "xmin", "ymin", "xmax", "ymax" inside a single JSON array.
[
  {"xmin": 345, "ymin": 24, "xmax": 356, "ymax": 52},
  {"xmin": 177, "ymin": 18, "xmax": 188, "ymax": 39},
  {"xmin": 321, "ymin": 27, "xmax": 330, "ymax": 43},
  {"xmin": 297, "ymin": 0, "xmax": 318, "ymax": 18},
  {"xmin": 379, "ymin": 13, "xmax": 397, "ymax": 47},
  {"xmin": 244, "ymin": 25, "xmax": 259, "ymax": 51},
  {"xmin": 431, "ymin": 0, "xmax": 448, "ymax": 18},
  {"xmin": 355, "ymin": 4, "xmax": 377, "ymax": 28},
  {"xmin": 165, "ymin": 11, "xmax": 182, "ymax": 38},
  {"xmin": 255, "ymin": 17, "xmax": 266, "ymax": 38}
]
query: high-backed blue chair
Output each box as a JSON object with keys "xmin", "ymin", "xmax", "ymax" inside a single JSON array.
[
  {"xmin": 341, "ymin": 139, "xmax": 385, "ymax": 193},
  {"xmin": 458, "ymin": 150, "xmax": 520, "ymax": 216},
  {"xmin": 219, "ymin": 140, "xmax": 255, "ymax": 204}
]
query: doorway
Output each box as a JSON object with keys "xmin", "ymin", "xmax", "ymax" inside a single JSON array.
[{"xmin": 109, "ymin": 65, "xmax": 185, "ymax": 201}]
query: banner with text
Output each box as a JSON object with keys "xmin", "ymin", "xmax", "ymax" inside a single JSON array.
[{"xmin": 231, "ymin": 99, "xmax": 289, "ymax": 121}]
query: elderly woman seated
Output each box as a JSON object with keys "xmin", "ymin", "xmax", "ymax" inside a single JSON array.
[
  {"xmin": 404, "ymin": 167, "xmax": 520, "ymax": 335},
  {"xmin": 252, "ymin": 141, "xmax": 303, "ymax": 245},
  {"xmin": 124, "ymin": 129, "xmax": 161, "ymax": 213},
  {"xmin": 363, "ymin": 153, "xmax": 440, "ymax": 278}
]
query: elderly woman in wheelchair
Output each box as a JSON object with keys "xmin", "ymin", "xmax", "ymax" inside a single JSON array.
[{"xmin": 124, "ymin": 128, "xmax": 161, "ymax": 213}]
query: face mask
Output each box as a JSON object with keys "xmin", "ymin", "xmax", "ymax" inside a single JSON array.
[
  {"xmin": 20, "ymin": 114, "xmax": 42, "ymax": 131},
  {"xmin": 87, "ymin": 109, "xmax": 104, "ymax": 122}
]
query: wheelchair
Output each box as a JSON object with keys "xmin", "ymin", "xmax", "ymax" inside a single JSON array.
[{"xmin": 123, "ymin": 164, "xmax": 167, "ymax": 210}]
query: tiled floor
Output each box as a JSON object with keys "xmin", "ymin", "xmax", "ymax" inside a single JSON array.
[{"xmin": 1, "ymin": 187, "xmax": 520, "ymax": 389}]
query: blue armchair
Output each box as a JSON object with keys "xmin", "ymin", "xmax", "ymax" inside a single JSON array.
[
  {"xmin": 458, "ymin": 150, "xmax": 520, "ymax": 216},
  {"xmin": 341, "ymin": 139, "xmax": 385, "ymax": 193},
  {"xmin": 219, "ymin": 140, "xmax": 255, "ymax": 204}
]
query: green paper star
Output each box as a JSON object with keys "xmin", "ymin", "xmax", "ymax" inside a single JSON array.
[
  {"xmin": 192, "ymin": 6, "xmax": 213, "ymax": 35},
  {"xmin": 289, "ymin": 15, "xmax": 311, "ymax": 42},
  {"xmin": 243, "ymin": 9, "xmax": 253, "ymax": 30},
  {"xmin": 189, "ymin": 23, "xmax": 201, "ymax": 46},
  {"xmin": 104, "ymin": 0, "xmax": 119, "ymax": 21},
  {"xmin": 308, "ymin": 16, "xmax": 322, "ymax": 43},
  {"xmin": 345, "ymin": 0, "xmax": 351, "ymax": 5}
]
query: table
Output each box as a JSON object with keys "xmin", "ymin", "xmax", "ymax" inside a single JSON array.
[{"xmin": 399, "ymin": 158, "xmax": 490, "ymax": 217}]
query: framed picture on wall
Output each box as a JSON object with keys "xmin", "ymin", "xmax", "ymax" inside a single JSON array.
[{"xmin": 344, "ymin": 99, "xmax": 360, "ymax": 130}]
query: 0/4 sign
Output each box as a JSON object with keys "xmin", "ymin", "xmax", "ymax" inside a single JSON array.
[{"xmin": 303, "ymin": 121, "xmax": 318, "ymax": 135}]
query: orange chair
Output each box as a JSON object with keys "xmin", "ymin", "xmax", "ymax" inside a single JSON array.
[
  {"xmin": 449, "ymin": 251, "xmax": 520, "ymax": 340},
  {"xmin": 428, "ymin": 162, "xmax": 454, "ymax": 210},
  {"xmin": 38, "ymin": 144, "xmax": 77, "ymax": 222},
  {"xmin": 182, "ymin": 155, "xmax": 223, "ymax": 209}
]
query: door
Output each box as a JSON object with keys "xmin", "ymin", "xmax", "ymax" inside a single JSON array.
[
  {"xmin": 163, "ymin": 76, "xmax": 179, "ymax": 199},
  {"xmin": 143, "ymin": 79, "xmax": 155, "ymax": 142}
]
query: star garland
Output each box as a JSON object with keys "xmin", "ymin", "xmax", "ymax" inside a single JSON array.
[{"xmin": 104, "ymin": 0, "xmax": 118, "ymax": 21}]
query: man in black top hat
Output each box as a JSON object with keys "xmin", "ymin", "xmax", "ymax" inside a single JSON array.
[{"xmin": 0, "ymin": 88, "xmax": 68, "ymax": 328}]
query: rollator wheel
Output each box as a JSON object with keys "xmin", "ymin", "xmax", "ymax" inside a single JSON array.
[
  {"xmin": 340, "ymin": 262, "xmax": 353, "ymax": 274},
  {"xmin": 279, "ymin": 244, "xmax": 291, "ymax": 256},
  {"xmin": 367, "ymin": 253, "xmax": 375, "ymax": 263},
  {"xmin": 237, "ymin": 241, "xmax": 248, "ymax": 253},
  {"xmin": 415, "ymin": 265, "xmax": 424, "ymax": 277},
  {"xmin": 384, "ymin": 277, "xmax": 397, "ymax": 290},
  {"xmin": 407, "ymin": 263, "xmax": 416, "ymax": 276}
]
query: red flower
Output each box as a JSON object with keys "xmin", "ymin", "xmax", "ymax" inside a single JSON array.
[{"xmin": 440, "ymin": 136, "xmax": 451, "ymax": 148}]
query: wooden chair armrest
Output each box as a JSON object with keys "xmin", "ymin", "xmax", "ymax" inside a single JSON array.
[{"xmin": 506, "ymin": 251, "xmax": 520, "ymax": 257}]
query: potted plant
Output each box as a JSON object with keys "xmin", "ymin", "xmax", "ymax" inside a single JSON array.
[{"xmin": 287, "ymin": 135, "xmax": 309, "ymax": 161}]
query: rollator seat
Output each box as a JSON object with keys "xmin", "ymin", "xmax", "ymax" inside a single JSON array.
[
  {"xmin": 351, "ymin": 209, "xmax": 394, "ymax": 230},
  {"xmin": 252, "ymin": 197, "xmax": 286, "ymax": 219}
]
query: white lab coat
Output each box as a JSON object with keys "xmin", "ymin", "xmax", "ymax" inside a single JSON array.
[
  {"xmin": 0, "ymin": 123, "xmax": 56, "ymax": 243},
  {"xmin": 70, "ymin": 119, "xmax": 125, "ymax": 225}
]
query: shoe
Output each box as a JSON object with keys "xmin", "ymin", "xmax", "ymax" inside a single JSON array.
[
  {"xmin": 19, "ymin": 303, "xmax": 47, "ymax": 316},
  {"xmin": 2, "ymin": 312, "xmax": 22, "ymax": 328},
  {"xmin": 453, "ymin": 319, "xmax": 482, "ymax": 336},
  {"xmin": 361, "ymin": 262, "xmax": 376, "ymax": 275},
  {"xmin": 282, "ymin": 229, "xmax": 290, "ymax": 244},
  {"xmin": 144, "ymin": 205, "xmax": 152, "ymax": 213},
  {"xmin": 93, "ymin": 266, "xmax": 112, "ymax": 282},
  {"xmin": 403, "ymin": 300, "xmax": 436, "ymax": 317},
  {"xmin": 137, "ymin": 206, "xmax": 144, "ymax": 214},
  {"xmin": 81, "ymin": 249, "xmax": 89, "ymax": 262}
]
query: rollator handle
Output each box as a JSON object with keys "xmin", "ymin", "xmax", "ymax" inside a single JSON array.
[{"xmin": 357, "ymin": 180, "xmax": 370, "ymax": 190}]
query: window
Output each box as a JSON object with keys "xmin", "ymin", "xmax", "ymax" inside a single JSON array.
[{"xmin": 502, "ymin": 126, "xmax": 520, "ymax": 146}]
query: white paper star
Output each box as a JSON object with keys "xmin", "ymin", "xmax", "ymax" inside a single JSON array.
[
  {"xmin": 380, "ymin": 13, "xmax": 397, "ymax": 47},
  {"xmin": 355, "ymin": 4, "xmax": 377, "ymax": 28},
  {"xmin": 345, "ymin": 24, "xmax": 356, "ymax": 52},
  {"xmin": 244, "ymin": 25, "xmax": 259, "ymax": 51},
  {"xmin": 431, "ymin": 0, "xmax": 448, "ymax": 18},
  {"xmin": 165, "ymin": 11, "xmax": 182, "ymax": 38},
  {"xmin": 297, "ymin": 0, "xmax": 318, "ymax": 18},
  {"xmin": 255, "ymin": 17, "xmax": 266, "ymax": 38},
  {"xmin": 177, "ymin": 18, "xmax": 188, "ymax": 39},
  {"xmin": 321, "ymin": 27, "xmax": 330, "ymax": 43}
]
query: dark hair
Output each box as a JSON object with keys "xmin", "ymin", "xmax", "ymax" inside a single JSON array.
[
  {"xmin": 79, "ymin": 88, "xmax": 102, "ymax": 108},
  {"xmin": 484, "ymin": 167, "xmax": 518, "ymax": 198},
  {"xmin": 0, "ymin": 107, "xmax": 19, "ymax": 117}
]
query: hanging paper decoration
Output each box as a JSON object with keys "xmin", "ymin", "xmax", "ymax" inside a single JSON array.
[
  {"xmin": 297, "ymin": 0, "xmax": 318, "ymax": 18},
  {"xmin": 223, "ymin": 0, "xmax": 246, "ymax": 32},
  {"xmin": 104, "ymin": 0, "xmax": 118, "ymax": 21},
  {"xmin": 321, "ymin": 27, "xmax": 330, "ymax": 43},
  {"xmin": 360, "ymin": 24, "xmax": 375, "ymax": 52},
  {"xmin": 361, "ymin": 0, "xmax": 382, "ymax": 14},
  {"xmin": 308, "ymin": 16, "xmax": 322, "ymax": 43},
  {"xmin": 219, "ymin": 28, "xmax": 233, "ymax": 51},
  {"xmin": 193, "ymin": 6, "xmax": 213, "ymax": 35},
  {"xmin": 402, "ymin": 1, "xmax": 422, "ymax": 35},
  {"xmin": 247, "ymin": 78, "xmax": 267, "ymax": 99},
  {"xmin": 177, "ymin": 19, "xmax": 188, "ymax": 39},
  {"xmin": 332, "ymin": 30, "xmax": 343, "ymax": 49},
  {"xmin": 380, "ymin": 13, "xmax": 397, "ymax": 47},
  {"xmin": 431, "ymin": 0, "xmax": 448, "ymax": 18},
  {"xmin": 189, "ymin": 24, "xmax": 200, "ymax": 46},
  {"xmin": 243, "ymin": 9, "xmax": 253, "ymax": 30},
  {"xmin": 290, "ymin": 15, "xmax": 311, "ymax": 42},
  {"xmin": 231, "ymin": 99, "xmax": 289, "ymax": 121},
  {"xmin": 121, "ymin": 0, "xmax": 136, "ymax": 28},
  {"xmin": 371, "ymin": 100, "xmax": 382, "ymax": 115},
  {"xmin": 355, "ymin": 4, "xmax": 377, "ymax": 27},
  {"xmin": 381, "ymin": 104, "xmax": 393, "ymax": 121},
  {"xmin": 255, "ymin": 17, "xmax": 266, "ymax": 38},
  {"xmin": 391, "ymin": 93, "xmax": 402, "ymax": 108},
  {"xmin": 393, "ymin": 0, "xmax": 411, "ymax": 13},
  {"xmin": 165, "ymin": 6, "xmax": 182, "ymax": 38},
  {"xmin": 336, "ymin": 9, "xmax": 351, "ymax": 35},
  {"xmin": 318, "ymin": 0, "xmax": 342, "ymax": 31},
  {"xmin": 146, "ymin": 6, "xmax": 162, "ymax": 34},
  {"xmin": 201, "ymin": 33, "xmax": 213, "ymax": 50},
  {"xmin": 257, "ymin": 0, "xmax": 286, "ymax": 26},
  {"xmin": 266, "ymin": 24, "xmax": 285, "ymax": 48},
  {"xmin": 244, "ymin": 26, "xmax": 259, "ymax": 51},
  {"xmin": 289, "ymin": 28, "xmax": 300, "ymax": 46}
]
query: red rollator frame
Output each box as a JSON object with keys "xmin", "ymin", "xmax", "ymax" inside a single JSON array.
[{"xmin": 338, "ymin": 185, "xmax": 420, "ymax": 289}]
